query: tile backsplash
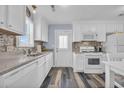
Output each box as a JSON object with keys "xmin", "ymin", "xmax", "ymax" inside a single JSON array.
[
  {"xmin": 0, "ymin": 33, "xmax": 44, "ymax": 55},
  {"xmin": 0, "ymin": 33, "xmax": 16, "ymax": 52},
  {"xmin": 0, "ymin": 34, "xmax": 15, "ymax": 46},
  {"xmin": 72, "ymin": 41, "xmax": 104, "ymax": 52}
]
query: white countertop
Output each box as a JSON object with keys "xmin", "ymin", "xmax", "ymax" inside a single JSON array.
[
  {"xmin": 102, "ymin": 61, "xmax": 124, "ymax": 72},
  {"xmin": 0, "ymin": 52, "xmax": 51, "ymax": 76}
]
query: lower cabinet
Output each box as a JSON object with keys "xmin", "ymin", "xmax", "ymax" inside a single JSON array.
[
  {"xmin": 37, "ymin": 57, "xmax": 46, "ymax": 87},
  {"xmin": 73, "ymin": 53, "xmax": 84, "ymax": 72},
  {"xmin": 0, "ymin": 52, "xmax": 53, "ymax": 88},
  {"xmin": 3, "ymin": 61, "xmax": 38, "ymax": 88}
]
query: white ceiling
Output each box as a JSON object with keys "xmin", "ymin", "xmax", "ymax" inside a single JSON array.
[{"xmin": 36, "ymin": 5, "xmax": 124, "ymax": 24}]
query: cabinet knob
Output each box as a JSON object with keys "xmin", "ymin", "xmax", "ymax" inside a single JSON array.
[
  {"xmin": 9, "ymin": 25, "xmax": 12, "ymax": 27},
  {"xmin": 0, "ymin": 21, "xmax": 4, "ymax": 24}
]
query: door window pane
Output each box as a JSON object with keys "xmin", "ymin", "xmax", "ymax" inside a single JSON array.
[{"xmin": 59, "ymin": 35, "xmax": 68, "ymax": 49}]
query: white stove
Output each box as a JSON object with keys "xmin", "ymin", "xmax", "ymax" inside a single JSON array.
[{"xmin": 84, "ymin": 53, "xmax": 104, "ymax": 73}]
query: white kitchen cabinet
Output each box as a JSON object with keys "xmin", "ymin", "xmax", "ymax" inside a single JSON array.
[
  {"xmin": 37, "ymin": 57, "xmax": 46, "ymax": 87},
  {"xmin": 45, "ymin": 54, "xmax": 51, "ymax": 75},
  {"xmin": 106, "ymin": 23, "xmax": 117, "ymax": 33},
  {"xmin": 44, "ymin": 53, "xmax": 53, "ymax": 78},
  {"xmin": 0, "ymin": 5, "xmax": 25, "ymax": 35},
  {"xmin": 7, "ymin": 5, "xmax": 25, "ymax": 35},
  {"xmin": 116, "ymin": 33, "xmax": 124, "ymax": 45},
  {"xmin": 41, "ymin": 19, "xmax": 48, "ymax": 42},
  {"xmin": 0, "ymin": 76, "xmax": 4, "ymax": 88},
  {"xmin": 116, "ymin": 24, "xmax": 124, "ymax": 33},
  {"xmin": 0, "ymin": 52, "xmax": 53, "ymax": 88},
  {"xmin": 106, "ymin": 33, "xmax": 124, "ymax": 53},
  {"xmin": 73, "ymin": 23, "xmax": 106, "ymax": 42},
  {"xmin": 0, "ymin": 6, "xmax": 7, "ymax": 27},
  {"xmin": 34, "ymin": 15, "xmax": 42, "ymax": 41},
  {"xmin": 96, "ymin": 24, "xmax": 106, "ymax": 42},
  {"xmin": 106, "ymin": 23, "xmax": 124, "ymax": 33},
  {"xmin": 73, "ymin": 53, "xmax": 84, "ymax": 72},
  {"xmin": 49, "ymin": 53, "xmax": 53, "ymax": 67},
  {"xmin": 3, "ymin": 61, "xmax": 38, "ymax": 88},
  {"xmin": 45, "ymin": 23, "xmax": 48, "ymax": 42},
  {"xmin": 34, "ymin": 16, "xmax": 48, "ymax": 42},
  {"xmin": 73, "ymin": 23, "xmax": 81, "ymax": 42}
]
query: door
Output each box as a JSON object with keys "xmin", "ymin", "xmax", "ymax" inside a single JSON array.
[{"xmin": 55, "ymin": 30, "xmax": 72, "ymax": 67}]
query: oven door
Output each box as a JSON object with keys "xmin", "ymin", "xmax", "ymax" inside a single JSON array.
[{"xmin": 85, "ymin": 55, "xmax": 103, "ymax": 69}]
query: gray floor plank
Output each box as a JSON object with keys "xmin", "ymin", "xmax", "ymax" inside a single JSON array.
[{"xmin": 41, "ymin": 67, "xmax": 105, "ymax": 88}]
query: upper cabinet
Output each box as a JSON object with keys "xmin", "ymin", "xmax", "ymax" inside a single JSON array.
[
  {"xmin": 0, "ymin": 5, "xmax": 25, "ymax": 35},
  {"xmin": 0, "ymin": 6, "xmax": 7, "ymax": 27},
  {"xmin": 106, "ymin": 23, "xmax": 117, "ymax": 33},
  {"xmin": 34, "ymin": 15, "xmax": 48, "ymax": 42},
  {"xmin": 7, "ymin": 6, "xmax": 25, "ymax": 35},
  {"xmin": 73, "ymin": 21, "xmax": 124, "ymax": 42},
  {"xmin": 34, "ymin": 16, "xmax": 42, "ymax": 41},
  {"xmin": 73, "ymin": 23, "xmax": 81, "ymax": 42},
  {"xmin": 106, "ymin": 23, "xmax": 124, "ymax": 33},
  {"xmin": 96, "ymin": 24, "xmax": 106, "ymax": 42},
  {"xmin": 73, "ymin": 23, "xmax": 106, "ymax": 42}
]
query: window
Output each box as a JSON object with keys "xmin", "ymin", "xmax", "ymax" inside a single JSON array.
[
  {"xmin": 17, "ymin": 17, "xmax": 34, "ymax": 47},
  {"xmin": 59, "ymin": 35, "xmax": 68, "ymax": 49}
]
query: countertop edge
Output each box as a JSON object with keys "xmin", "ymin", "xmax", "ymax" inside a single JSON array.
[{"xmin": 0, "ymin": 52, "xmax": 52, "ymax": 76}]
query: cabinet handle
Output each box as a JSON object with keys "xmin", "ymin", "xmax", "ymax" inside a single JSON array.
[
  {"xmin": 8, "ymin": 25, "xmax": 12, "ymax": 27},
  {"xmin": 0, "ymin": 21, "xmax": 4, "ymax": 24}
]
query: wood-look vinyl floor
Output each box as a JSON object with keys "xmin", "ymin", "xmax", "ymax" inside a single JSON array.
[{"xmin": 40, "ymin": 67, "xmax": 105, "ymax": 88}]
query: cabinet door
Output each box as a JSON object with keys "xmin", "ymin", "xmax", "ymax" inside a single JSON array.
[
  {"xmin": 45, "ymin": 23, "xmax": 48, "ymax": 42},
  {"xmin": 0, "ymin": 76, "xmax": 4, "ymax": 88},
  {"xmin": 116, "ymin": 23, "xmax": 124, "ymax": 33},
  {"xmin": 3, "ymin": 62, "xmax": 38, "ymax": 88},
  {"xmin": 96, "ymin": 24, "xmax": 106, "ymax": 42},
  {"xmin": 80, "ymin": 23, "xmax": 89, "ymax": 33},
  {"xmin": 41, "ymin": 20, "xmax": 45, "ymax": 41},
  {"xmin": 7, "ymin": 5, "xmax": 25, "ymax": 34},
  {"xmin": 116, "ymin": 33, "xmax": 124, "ymax": 45},
  {"xmin": 37, "ymin": 57, "xmax": 46, "ymax": 87},
  {"xmin": 73, "ymin": 23, "xmax": 81, "ymax": 42},
  {"xmin": 50, "ymin": 53, "xmax": 53, "ymax": 67},
  {"xmin": 34, "ymin": 16, "xmax": 42, "ymax": 41},
  {"xmin": 0, "ymin": 5, "xmax": 7, "ymax": 27},
  {"xmin": 106, "ymin": 23, "xmax": 116, "ymax": 33},
  {"xmin": 73, "ymin": 54, "xmax": 84, "ymax": 72}
]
